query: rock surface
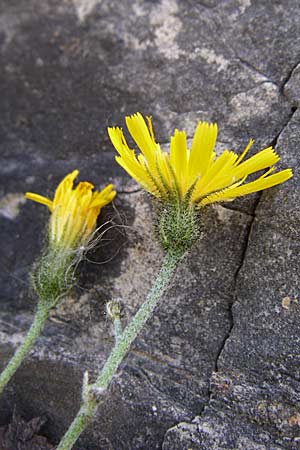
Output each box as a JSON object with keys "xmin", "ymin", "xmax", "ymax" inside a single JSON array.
[{"xmin": 0, "ymin": 1, "xmax": 299, "ymax": 449}]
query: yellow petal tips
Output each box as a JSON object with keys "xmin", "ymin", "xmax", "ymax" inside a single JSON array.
[
  {"xmin": 108, "ymin": 113, "xmax": 292, "ymax": 253},
  {"xmin": 108, "ymin": 113, "xmax": 292, "ymax": 208},
  {"xmin": 25, "ymin": 170, "xmax": 116, "ymax": 251}
]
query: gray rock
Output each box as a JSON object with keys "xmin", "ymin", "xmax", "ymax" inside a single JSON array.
[
  {"xmin": 284, "ymin": 63, "xmax": 300, "ymax": 108},
  {"xmin": 0, "ymin": 0, "xmax": 299, "ymax": 449},
  {"xmin": 162, "ymin": 74, "xmax": 300, "ymax": 450}
]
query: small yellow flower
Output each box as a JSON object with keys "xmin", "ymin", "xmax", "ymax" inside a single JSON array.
[
  {"xmin": 108, "ymin": 113, "xmax": 292, "ymax": 207},
  {"xmin": 25, "ymin": 170, "xmax": 116, "ymax": 250}
]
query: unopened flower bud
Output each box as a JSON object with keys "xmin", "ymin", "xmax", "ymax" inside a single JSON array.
[
  {"xmin": 25, "ymin": 170, "xmax": 116, "ymax": 306},
  {"xmin": 106, "ymin": 299, "xmax": 123, "ymax": 321}
]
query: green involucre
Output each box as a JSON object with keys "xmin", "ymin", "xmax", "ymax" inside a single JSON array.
[
  {"xmin": 31, "ymin": 248, "xmax": 75, "ymax": 306},
  {"xmin": 156, "ymin": 201, "xmax": 200, "ymax": 253}
]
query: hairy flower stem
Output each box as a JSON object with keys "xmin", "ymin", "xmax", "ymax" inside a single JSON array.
[
  {"xmin": 56, "ymin": 249, "xmax": 184, "ymax": 450},
  {"xmin": 113, "ymin": 317, "xmax": 122, "ymax": 344},
  {"xmin": 0, "ymin": 303, "xmax": 51, "ymax": 395}
]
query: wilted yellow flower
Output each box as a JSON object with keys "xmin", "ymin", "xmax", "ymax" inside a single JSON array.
[
  {"xmin": 25, "ymin": 170, "xmax": 116, "ymax": 250},
  {"xmin": 108, "ymin": 113, "xmax": 292, "ymax": 207}
]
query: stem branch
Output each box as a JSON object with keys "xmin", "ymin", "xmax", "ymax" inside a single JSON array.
[
  {"xmin": 56, "ymin": 249, "xmax": 183, "ymax": 450},
  {"xmin": 113, "ymin": 318, "xmax": 122, "ymax": 344}
]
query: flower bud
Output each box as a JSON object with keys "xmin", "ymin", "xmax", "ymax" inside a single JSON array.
[{"xmin": 106, "ymin": 299, "xmax": 123, "ymax": 321}]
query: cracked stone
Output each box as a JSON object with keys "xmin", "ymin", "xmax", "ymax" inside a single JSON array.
[
  {"xmin": 284, "ymin": 62, "xmax": 300, "ymax": 108},
  {"xmin": 0, "ymin": 1, "xmax": 299, "ymax": 449},
  {"xmin": 163, "ymin": 88, "xmax": 300, "ymax": 450}
]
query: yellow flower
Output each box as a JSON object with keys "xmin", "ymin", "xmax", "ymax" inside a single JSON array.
[
  {"xmin": 108, "ymin": 113, "xmax": 292, "ymax": 207},
  {"xmin": 25, "ymin": 170, "xmax": 116, "ymax": 250}
]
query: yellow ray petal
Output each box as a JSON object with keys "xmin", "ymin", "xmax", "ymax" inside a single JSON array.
[
  {"xmin": 116, "ymin": 155, "xmax": 161, "ymax": 197},
  {"xmin": 234, "ymin": 138, "xmax": 254, "ymax": 165},
  {"xmin": 189, "ymin": 122, "xmax": 218, "ymax": 179},
  {"xmin": 138, "ymin": 154, "xmax": 168, "ymax": 198},
  {"xmin": 90, "ymin": 184, "xmax": 116, "ymax": 208},
  {"xmin": 232, "ymin": 147, "xmax": 279, "ymax": 180},
  {"xmin": 25, "ymin": 192, "xmax": 53, "ymax": 210},
  {"xmin": 125, "ymin": 113, "xmax": 156, "ymax": 164},
  {"xmin": 108, "ymin": 127, "xmax": 132, "ymax": 155},
  {"xmin": 200, "ymin": 168, "xmax": 293, "ymax": 206},
  {"xmin": 192, "ymin": 150, "xmax": 238, "ymax": 201},
  {"xmin": 156, "ymin": 151, "xmax": 173, "ymax": 190},
  {"xmin": 53, "ymin": 170, "xmax": 79, "ymax": 207},
  {"xmin": 110, "ymin": 119, "xmax": 166, "ymax": 197},
  {"xmin": 170, "ymin": 129, "xmax": 188, "ymax": 196}
]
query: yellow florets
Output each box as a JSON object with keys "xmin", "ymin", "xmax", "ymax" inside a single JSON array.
[
  {"xmin": 108, "ymin": 113, "xmax": 292, "ymax": 207},
  {"xmin": 25, "ymin": 170, "xmax": 116, "ymax": 250}
]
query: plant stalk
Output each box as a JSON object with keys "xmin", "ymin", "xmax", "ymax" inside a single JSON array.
[
  {"xmin": 56, "ymin": 249, "xmax": 183, "ymax": 450},
  {"xmin": 0, "ymin": 303, "xmax": 50, "ymax": 395},
  {"xmin": 113, "ymin": 317, "xmax": 122, "ymax": 344}
]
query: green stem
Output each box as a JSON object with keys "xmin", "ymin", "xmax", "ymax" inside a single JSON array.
[
  {"xmin": 56, "ymin": 249, "xmax": 183, "ymax": 450},
  {"xmin": 113, "ymin": 317, "xmax": 122, "ymax": 344},
  {"xmin": 94, "ymin": 249, "xmax": 181, "ymax": 388},
  {"xmin": 0, "ymin": 303, "xmax": 50, "ymax": 395}
]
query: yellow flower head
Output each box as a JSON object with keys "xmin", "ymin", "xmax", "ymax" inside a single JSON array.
[
  {"xmin": 108, "ymin": 113, "xmax": 292, "ymax": 207},
  {"xmin": 25, "ymin": 170, "xmax": 116, "ymax": 250}
]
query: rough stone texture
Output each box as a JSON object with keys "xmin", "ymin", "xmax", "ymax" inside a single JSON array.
[
  {"xmin": 0, "ymin": 1, "xmax": 299, "ymax": 449},
  {"xmin": 163, "ymin": 59, "xmax": 300, "ymax": 450}
]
